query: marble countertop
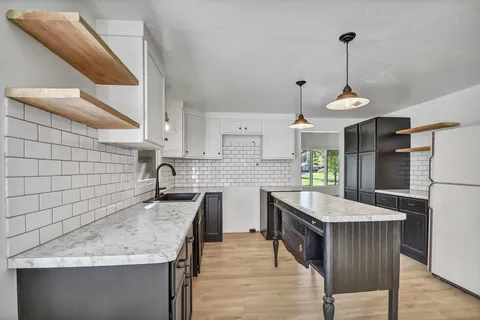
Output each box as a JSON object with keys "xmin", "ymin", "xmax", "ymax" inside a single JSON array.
[
  {"xmin": 260, "ymin": 186, "xmax": 303, "ymax": 192},
  {"xmin": 375, "ymin": 189, "xmax": 428, "ymax": 200},
  {"xmin": 8, "ymin": 188, "xmax": 222, "ymax": 269},
  {"xmin": 272, "ymin": 191, "xmax": 406, "ymax": 223}
]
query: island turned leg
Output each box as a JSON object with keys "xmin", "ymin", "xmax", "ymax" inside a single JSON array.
[
  {"xmin": 323, "ymin": 295, "xmax": 335, "ymax": 320},
  {"xmin": 388, "ymin": 289, "xmax": 399, "ymax": 320},
  {"xmin": 273, "ymin": 206, "xmax": 280, "ymax": 267}
]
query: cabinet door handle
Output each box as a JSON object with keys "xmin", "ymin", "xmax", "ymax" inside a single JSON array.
[
  {"xmin": 292, "ymin": 153, "xmax": 294, "ymax": 155},
  {"xmin": 164, "ymin": 138, "xmax": 168, "ymax": 141},
  {"xmin": 245, "ymin": 127, "xmax": 247, "ymax": 130},
  {"xmin": 188, "ymin": 237, "xmax": 195, "ymax": 243},
  {"xmin": 218, "ymin": 152, "xmax": 221, "ymax": 155},
  {"xmin": 176, "ymin": 259, "xmax": 186, "ymax": 268},
  {"xmin": 238, "ymin": 127, "xmax": 241, "ymax": 130},
  {"xmin": 282, "ymin": 228, "xmax": 286, "ymax": 235},
  {"xmin": 299, "ymin": 244, "xmax": 303, "ymax": 252},
  {"xmin": 185, "ymin": 150, "xmax": 189, "ymax": 154},
  {"xmin": 311, "ymin": 220, "xmax": 316, "ymax": 225},
  {"xmin": 203, "ymin": 152, "xmax": 205, "ymax": 155}
]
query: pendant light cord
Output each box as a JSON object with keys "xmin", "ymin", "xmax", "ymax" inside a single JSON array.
[
  {"xmin": 299, "ymin": 85, "xmax": 303, "ymax": 114},
  {"xmin": 346, "ymin": 42, "xmax": 349, "ymax": 86}
]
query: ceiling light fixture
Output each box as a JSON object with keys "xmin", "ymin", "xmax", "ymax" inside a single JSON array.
[
  {"xmin": 289, "ymin": 80, "xmax": 314, "ymax": 129},
  {"xmin": 326, "ymin": 32, "xmax": 370, "ymax": 110}
]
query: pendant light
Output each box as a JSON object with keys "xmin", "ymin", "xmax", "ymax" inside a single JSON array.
[
  {"xmin": 289, "ymin": 80, "xmax": 314, "ymax": 129},
  {"xmin": 326, "ymin": 32, "xmax": 370, "ymax": 110}
]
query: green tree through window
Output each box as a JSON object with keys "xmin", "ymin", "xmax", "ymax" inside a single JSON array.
[{"xmin": 302, "ymin": 149, "xmax": 339, "ymax": 186}]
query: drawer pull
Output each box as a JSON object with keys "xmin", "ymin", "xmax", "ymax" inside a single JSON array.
[
  {"xmin": 176, "ymin": 259, "xmax": 186, "ymax": 269},
  {"xmin": 408, "ymin": 203, "xmax": 415, "ymax": 207},
  {"xmin": 311, "ymin": 220, "xmax": 316, "ymax": 225},
  {"xmin": 188, "ymin": 237, "xmax": 195, "ymax": 243},
  {"xmin": 299, "ymin": 244, "xmax": 303, "ymax": 252},
  {"xmin": 282, "ymin": 228, "xmax": 286, "ymax": 236}
]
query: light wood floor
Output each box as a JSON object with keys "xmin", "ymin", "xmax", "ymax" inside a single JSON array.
[{"xmin": 192, "ymin": 233, "xmax": 480, "ymax": 320}]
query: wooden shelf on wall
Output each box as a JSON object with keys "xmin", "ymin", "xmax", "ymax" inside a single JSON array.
[
  {"xmin": 396, "ymin": 122, "xmax": 460, "ymax": 135},
  {"xmin": 6, "ymin": 88, "xmax": 139, "ymax": 129},
  {"xmin": 6, "ymin": 10, "xmax": 139, "ymax": 85},
  {"xmin": 395, "ymin": 146, "xmax": 431, "ymax": 153}
]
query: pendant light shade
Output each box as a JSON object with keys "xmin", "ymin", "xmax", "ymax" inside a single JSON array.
[
  {"xmin": 289, "ymin": 80, "xmax": 314, "ymax": 129},
  {"xmin": 326, "ymin": 32, "xmax": 369, "ymax": 110}
]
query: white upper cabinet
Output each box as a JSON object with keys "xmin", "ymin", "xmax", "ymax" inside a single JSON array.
[
  {"xmin": 96, "ymin": 20, "xmax": 165, "ymax": 149},
  {"xmin": 222, "ymin": 118, "xmax": 262, "ymax": 135},
  {"xmin": 205, "ymin": 118, "xmax": 222, "ymax": 159},
  {"xmin": 262, "ymin": 120, "xmax": 295, "ymax": 159},
  {"xmin": 242, "ymin": 119, "xmax": 262, "ymax": 134},
  {"xmin": 184, "ymin": 113, "xmax": 206, "ymax": 158},
  {"xmin": 222, "ymin": 119, "xmax": 242, "ymax": 134}
]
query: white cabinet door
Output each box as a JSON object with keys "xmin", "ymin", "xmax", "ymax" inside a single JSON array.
[
  {"xmin": 242, "ymin": 119, "xmax": 262, "ymax": 135},
  {"xmin": 262, "ymin": 120, "xmax": 295, "ymax": 159},
  {"xmin": 145, "ymin": 41, "xmax": 165, "ymax": 147},
  {"xmin": 222, "ymin": 119, "xmax": 242, "ymax": 134},
  {"xmin": 184, "ymin": 114, "xmax": 206, "ymax": 158},
  {"xmin": 205, "ymin": 118, "xmax": 222, "ymax": 159}
]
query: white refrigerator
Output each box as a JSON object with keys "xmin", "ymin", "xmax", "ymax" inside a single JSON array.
[{"xmin": 429, "ymin": 124, "xmax": 480, "ymax": 297}]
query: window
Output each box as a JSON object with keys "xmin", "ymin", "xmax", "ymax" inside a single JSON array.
[{"xmin": 301, "ymin": 149, "xmax": 339, "ymax": 186}]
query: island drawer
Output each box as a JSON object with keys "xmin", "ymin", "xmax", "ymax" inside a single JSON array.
[
  {"xmin": 281, "ymin": 223, "xmax": 308, "ymax": 267},
  {"xmin": 399, "ymin": 197, "xmax": 428, "ymax": 214},
  {"xmin": 282, "ymin": 212, "xmax": 305, "ymax": 236},
  {"xmin": 376, "ymin": 193, "xmax": 398, "ymax": 209}
]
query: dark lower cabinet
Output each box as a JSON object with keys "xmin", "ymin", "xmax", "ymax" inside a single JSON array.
[
  {"xmin": 193, "ymin": 203, "xmax": 205, "ymax": 277},
  {"xmin": 204, "ymin": 193, "xmax": 223, "ymax": 242},
  {"xmin": 359, "ymin": 192, "xmax": 375, "ymax": 205},
  {"xmin": 344, "ymin": 189, "xmax": 358, "ymax": 201},
  {"xmin": 400, "ymin": 210, "xmax": 428, "ymax": 264},
  {"xmin": 375, "ymin": 193, "xmax": 429, "ymax": 264}
]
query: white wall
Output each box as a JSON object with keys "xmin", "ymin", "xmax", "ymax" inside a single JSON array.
[
  {"xmin": 0, "ymin": 1, "xmax": 96, "ymax": 318},
  {"xmin": 291, "ymin": 118, "xmax": 364, "ymax": 197}
]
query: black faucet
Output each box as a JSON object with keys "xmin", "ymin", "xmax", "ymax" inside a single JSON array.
[{"xmin": 155, "ymin": 163, "xmax": 177, "ymax": 198}]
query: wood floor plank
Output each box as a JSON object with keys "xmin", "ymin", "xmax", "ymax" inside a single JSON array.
[{"xmin": 193, "ymin": 233, "xmax": 480, "ymax": 319}]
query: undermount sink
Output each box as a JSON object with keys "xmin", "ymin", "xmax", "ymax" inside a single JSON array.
[{"xmin": 144, "ymin": 193, "xmax": 201, "ymax": 203}]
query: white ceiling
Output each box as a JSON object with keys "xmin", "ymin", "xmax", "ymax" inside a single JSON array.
[{"xmin": 85, "ymin": 0, "xmax": 480, "ymax": 118}]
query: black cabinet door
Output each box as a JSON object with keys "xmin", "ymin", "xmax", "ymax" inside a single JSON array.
[
  {"xmin": 359, "ymin": 192, "xmax": 375, "ymax": 205},
  {"xmin": 345, "ymin": 124, "xmax": 358, "ymax": 154},
  {"xmin": 400, "ymin": 210, "xmax": 428, "ymax": 264},
  {"xmin": 205, "ymin": 193, "xmax": 223, "ymax": 242},
  {"xmin": 359, "ymin": 119, "xmax": 376, "ymax": 152},
  {"xmin": 344, "ymin": 189, "xmax": 358, "ymax": 201},
  {"xmin": 359, "ymin": 152, "xmax": 376, "ymax": 192},
  {"xmin": 345, "ymin": 154, "xmax": 358, "ymax": 190},
  {"xmin": 184, "ymin": 255, "xmax": 193, "ymax": 320}
]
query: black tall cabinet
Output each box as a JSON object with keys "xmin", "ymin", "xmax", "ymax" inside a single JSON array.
[{"xmin": 344, "ymin": 117, "xmax": 411, "ymax": 204}]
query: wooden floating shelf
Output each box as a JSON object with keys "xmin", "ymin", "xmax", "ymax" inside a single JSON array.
[
  {"xmin": 395, "ymin": 146, "xmax": 431, "ymax": 153},
  {"xmin": 6, "ymin": 10, "xmax": 139, "ymax": 85},
  {"xmin": 396, "ymin": 122, "xmax": 460, "ymax": 135},
  {"xmin": 6, "ymin": 88, "xmax": 139, "ymax": 129}
]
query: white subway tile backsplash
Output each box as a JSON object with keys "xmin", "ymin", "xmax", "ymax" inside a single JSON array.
[
  {"xmin": 39, "ymin": 191, "xmax": 63, "ymax": 210},
  {"xmin": 52, "ymin": 145, "xmax": 71, "ymax": 160},
  {"xmin": 52, "ymin": 114, "xmax": 71, "ymax": 131},
  {"xmin": 53, "ymin": 204, "xmax": 73, "ymax": 222},
  {"xmin": 6, "ymin": 216, "xmax": 26, "ymax": 237},
  {"xmin": 39, "ymin": 126, "xmax": 61, "ymax": 144},
  {"xmin": 72, "ymin": 175, "xmax": 88, "ymax": 189},
  {"xmin": 71, "ymin": 122, "xmax": 87, "ymax": 135},
  {"xmin": 79, "ymin": 135, "xmax": 93, "ymax": 149},
  {"xmin": 6, "ymin": 195, "xmax": 39, "ymax": 217},
  {"xmin": 63, "ymin": 216, "xmax": 81, "ymax": 234},
  {"xmin": 40, "ymin": 222, "xmax": 62, "ymax": 244},
  {"xmin": 39, "ymin": 160, "xmax": 62, "ymax": 176},
  {"xmin": 5, "ymin": 137, "xmax": 24, "ymax": 157},
  {"xmin": 4, "ymin": 103, "xmax": 155, "ymax": 257},
  {"xmin": 52, "ymin": 176, "xmax": 72, "ymax": 191},
  {"xmin": 5, "ymin": 117, "xmax": 37, "ymax": 140},
  {"xmin": 62, "ymin": 161, "xmax": 80, "ymax": 175},
  {"xmin": 61, "ymin": 131, "xmax": 79, "ymax": 147},
  {"xmin": 25, "ymin": 141, "xmax": 51, "ymax": 159},
  {"xmin": 72, "ymin": 147, "xmax": 87, "ymax": 161},
  {"xmin": 7, "ymin": 230, "xmax": 40, "ymax": 256},
  {"xmin": 5, "ymin": 98, "xmax": 24, "ymax": 118},
  {"xmin": 63, "ymin": 189, "xmax": 80, "ymax": 204},
  {"xmin": 410, "ymin": 151, "xmax": 431, "ymax": 191},
  {"xmin": 25, "ymin": 177, "xmax": 51, "ymax": 195},
  {"xmin": 26, "ymin": 209, "xmax": 52, "ymax": 231},
  {"xmin": 81, "ymin": 211, "xmax": 95, "ymax": 226},
  {"xmin": 24, "ymin": 105, "xmax": 51, "ymax": 126},
  {"xmin": 6, "ymin": 178, "xmax": 24, "ymax": 197}
]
